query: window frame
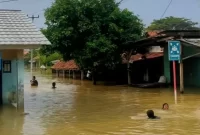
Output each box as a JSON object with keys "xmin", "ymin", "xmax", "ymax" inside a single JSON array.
[{"xmin": 3, "ymin": 60, "xmax": 11, "ymax": 73}]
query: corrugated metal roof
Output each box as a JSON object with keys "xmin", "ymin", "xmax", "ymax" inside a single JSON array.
[{"xmin": 0, "ymin": 10, "xmax": 51, "ymax": 45}]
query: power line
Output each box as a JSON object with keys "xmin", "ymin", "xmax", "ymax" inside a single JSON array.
[
  {"xmin": 120, "ymin": 0, "xmax": 130, "ymax": 4},
  {"xmin": 160, "ymin": 0, "xmax": 173, "ymax": 18},
  {"xmin": 0, "ymin": 0, "xmax": 18, "ymax": 3}
]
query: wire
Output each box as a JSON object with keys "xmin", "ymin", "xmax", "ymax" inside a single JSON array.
[
  {"xmin": 120, "ymin": 0, "xmax": 130, "ymax": 4},
  {"xmin": 0, "ymin": 0, "xmax": 18, "ymax": 3},
  {"xmin": 160, "ymin": 0, "xmax": 173, "ymax": 18}
]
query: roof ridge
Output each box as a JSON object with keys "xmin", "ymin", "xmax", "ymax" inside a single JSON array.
[{"xmin": 0, "ymin": 9, "xmax": 21, "ymax": 11}]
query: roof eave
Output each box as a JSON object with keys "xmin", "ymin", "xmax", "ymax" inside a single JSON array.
[{"xmin": 0, "ymin": 44, "xmax": 50, "ymax": 49}]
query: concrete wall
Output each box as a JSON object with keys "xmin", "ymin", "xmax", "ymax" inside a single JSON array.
[
  {"xmin": 149, "ymin": 46, "xmax": 163, "ymax": 52},
  {"xmin": 1, "ymin": 50, "xmax": 24, "ymax": 107}
]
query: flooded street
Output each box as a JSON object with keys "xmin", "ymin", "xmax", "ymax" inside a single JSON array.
[{"xmin": 1, "ymin": 72, "xmax": 200, "ymax": 135}]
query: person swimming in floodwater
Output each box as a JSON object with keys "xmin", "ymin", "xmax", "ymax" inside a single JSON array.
[
  {"xmin": 146, "ymin": 110, "xmax": 160, "ymax": 119},
  {"xmin": 52, "ymin": 82, "xmax": 56, "ymax": 89},
  {"xmin": 162, "ymin": 103, "xmax": 169, "ymax": 110},
  {"xmin": 30, "ymin": 76, "xmax": 38, "ymax": 86}
]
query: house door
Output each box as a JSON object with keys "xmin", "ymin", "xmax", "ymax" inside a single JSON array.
[{"xmin": 0, "ymin": 59, "xmax": 2, "ymax": 105}]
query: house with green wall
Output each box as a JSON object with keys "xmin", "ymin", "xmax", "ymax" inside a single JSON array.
[
  {"xmin": 164, "ymin": 38, "xmax": 200, "ymax": 87},
  {"xmin": 131, "ymin": 30, "xmax": 200, "ymax": 88}
]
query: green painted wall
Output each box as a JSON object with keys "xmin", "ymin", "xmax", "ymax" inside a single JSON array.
[
  {"xmin": 182, "ymin": 45, "xmax": 200, "ymax": 87},
  {"xmin": 182, "ymin": 45, "xmax": 200, "ymax": 58},
  {"xmin": 163, "ymin": 43, "xmax": 200, "ymax": 87},
  {"xmin": 164, "ymin": 45, "xmax": 171, "ymax": 83},
  {"xmin": 184, "ymin": 58, "xmax": 200, "ymax": 87}
]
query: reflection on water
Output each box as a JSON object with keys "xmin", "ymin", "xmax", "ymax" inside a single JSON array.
[{"xmin": 0, "ymin": 72, "xmax": 200, "ymax": 134}]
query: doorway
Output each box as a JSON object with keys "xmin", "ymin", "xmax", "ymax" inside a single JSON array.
[{"xmin": 0, "ymin": 59, "xmax": 2, "ymax": 105}]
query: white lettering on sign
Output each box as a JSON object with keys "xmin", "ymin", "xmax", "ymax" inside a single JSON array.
[{"xmin": 171, "ymin": 55, "xmax": 179, "ymax": 57}]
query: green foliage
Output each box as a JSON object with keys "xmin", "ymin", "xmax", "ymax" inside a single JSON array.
[
  {"xmin": 24, "ymin": 49, "xmax": 62, "ymax": 66},
  {"xmin": 43, "ymin": 0, "xmax": 144, "ymax": 69},
  {"xmin": 147, "ymin": 16, "xmax": 199, "ymax": 31},
  {"xmin": 24, "ymin": 49, "xmax": 39, "ymax": 65},
  {"xmin": 46, "ymin": 52, "xmax": 62, "ymax": 65},
  {"xmin": 39, "ymin": 52, "xmax": 62, "ymax": 66}
]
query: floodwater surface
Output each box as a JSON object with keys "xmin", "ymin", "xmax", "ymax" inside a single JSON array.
[{"xmin": 1, "ymin": 72, "xmax": 200, "ymax": 135}]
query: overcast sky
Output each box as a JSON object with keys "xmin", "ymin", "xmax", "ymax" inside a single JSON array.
[{"xmin": 1, "ymin": 0, "xmax": 200, "ymax": 28}]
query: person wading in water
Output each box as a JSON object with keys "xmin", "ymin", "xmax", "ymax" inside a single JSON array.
[
  {"xmin": 162, "ymin": 103, "xmax": 169, "ymax": 110},
  {"xmin": 30, "ymin": 76, "xmax": 38, "ymax": 86},
  {"xmin": 52, "ymin": 82, "xmax": 56, "ymax": 89},
  {"xmin": 146, "ymin": 110, "xmax": 160, "ymax": 119}
]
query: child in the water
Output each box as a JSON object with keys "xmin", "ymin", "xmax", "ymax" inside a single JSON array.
[
  {"xmin": 162, "ymin": 103, "xmax": 169, "ymax": 110},
  {"xmin": 52, "ymin": 82, "xmax": 56, "ymax": 89},
  {"xmin": 146, "ymin": 110, "xmax": 160, "ymax": 119},
  {"xmin": 30, "ymin": 76, "xmax": 38, "ymax": 86}
]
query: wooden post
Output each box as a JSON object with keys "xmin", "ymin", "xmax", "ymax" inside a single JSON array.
[
  {"xmin": 81, "ymin": 70, "xmax": 84, "ymax": 80},
  {"xmin": 93, "ymin": 69, "xmax": 97, "ymax": 85},
  {"xmin": 173, "ymin": 61, "xmax": 177, "ymax": 103},
  {"xmin": 69, "ymin": 70, "xmax": 71, "ymax": 79},
  {"xmin": 73, "ymin": 70, "xmax": 76, "ymax": 79},
  {"xmin": 56, "ymin": 70, "xmax": 58, "ymax": 77},
  {"xmin": 127, "ymin": 62, "xmax": 131, "ymax": 85},
  {"xmin": 63, "ymin": 70, "xmax": 65, "ymax": 79},
  {"xmin": 180, "ymin": 44, "xmax": 184, "ymax": 93}
]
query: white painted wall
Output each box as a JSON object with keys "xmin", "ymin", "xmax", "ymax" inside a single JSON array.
[{"xmin": 148, "ymin": 46, "xmax": 163, "ymax": 53}]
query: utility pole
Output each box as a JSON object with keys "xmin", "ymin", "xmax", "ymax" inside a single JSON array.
[{"xmin": 27, "ymin": 15, "xmax": 39, "ymax": 78}]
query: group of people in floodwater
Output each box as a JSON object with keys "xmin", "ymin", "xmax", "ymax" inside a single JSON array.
[
  {"xmin": 30, "ymin": 76, "xmax": 56, "ymax": 88},
  {"xmin": 30, "ymin": 75, "xmax": 168, "ymax": 119},
  {"xmin": 147, "ymin": 103, "xmax": 169, "ymax": 119}
]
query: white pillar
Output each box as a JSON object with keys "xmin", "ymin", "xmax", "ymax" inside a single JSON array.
[
  {"xmin": 30, "ymin": 49, "xmax": 33, "ymax": 77},
  {"xmin": 81, "ymin": 70, "xmax": 84, "ymax": 80}
]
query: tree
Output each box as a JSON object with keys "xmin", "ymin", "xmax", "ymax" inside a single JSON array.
[
  {"xmin": 24, "ymin": 49, "xmax": 39, "ymax": 67},
  {"xmin": 25, "ymin": 49, "xmax": 62, "ymax": 68},
  {"xmin": 147, "ymin": 16, "xmax": 199, "ymax": 31},
  {"xmin": 43, "ymin": 0, "xmax": 144, "ymax": 84},
  {"xmin": 46, "ymin": 52, "xmax": 63, "ymax": 66}
]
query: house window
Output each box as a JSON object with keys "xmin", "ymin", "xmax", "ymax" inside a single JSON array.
[{"xmin": 3, "ymin": 60, "xmax": 11, "ymax": 73}]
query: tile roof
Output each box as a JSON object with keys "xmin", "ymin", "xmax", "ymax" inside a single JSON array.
[
  {"xmin": 122, "ymin": 52, "xmax": 163, "ymax": 64},
  {"xmin": 130, "ymin": 52, "xmax": 163, "ymax": 63},
  {"xmin": 146, "ymin": 30, "xmax": 166, "ymax": 38},
  {"xmin": 147, "ymin": 31, "xmax": 160, "ymax": 37},
  {"xmin": 0, "ymin": 10, "xmax": 51, "ymax": 45},
  {"xmin": 51, "ymin": 60, "xmax": 79, "ymax": 70}
]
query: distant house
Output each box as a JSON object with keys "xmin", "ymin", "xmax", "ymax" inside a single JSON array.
[
  {"xmin": 130, "ymin": 30, "xmax": 200, "ymax": 89},
  {"xmin": 0, "ymin": 9, "xmax": 51, "ymax": 108},
  {"xmin": 51, "ymin": 60, "xmax": 81, "ymax": 79}
]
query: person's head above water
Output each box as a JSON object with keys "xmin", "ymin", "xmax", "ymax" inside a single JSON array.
[
  {"xmin": 32, "ymin": 76, "xmax": 36, "ymax": 80},
  {"xmin": 162, "ymin": 103, "xmax": 169, "ymax": 110},
  {"xmin": 147, "ymin": 110, "xmax": 156, "ymax": 119},
  {"xmin": 52, "ymin": 82, "xmax": 56, "ymax": 88}
]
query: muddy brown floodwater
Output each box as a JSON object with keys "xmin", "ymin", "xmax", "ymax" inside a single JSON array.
[{"xmin": 1, "ymin": 72, "xmax": 200, "ymax": 135}]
